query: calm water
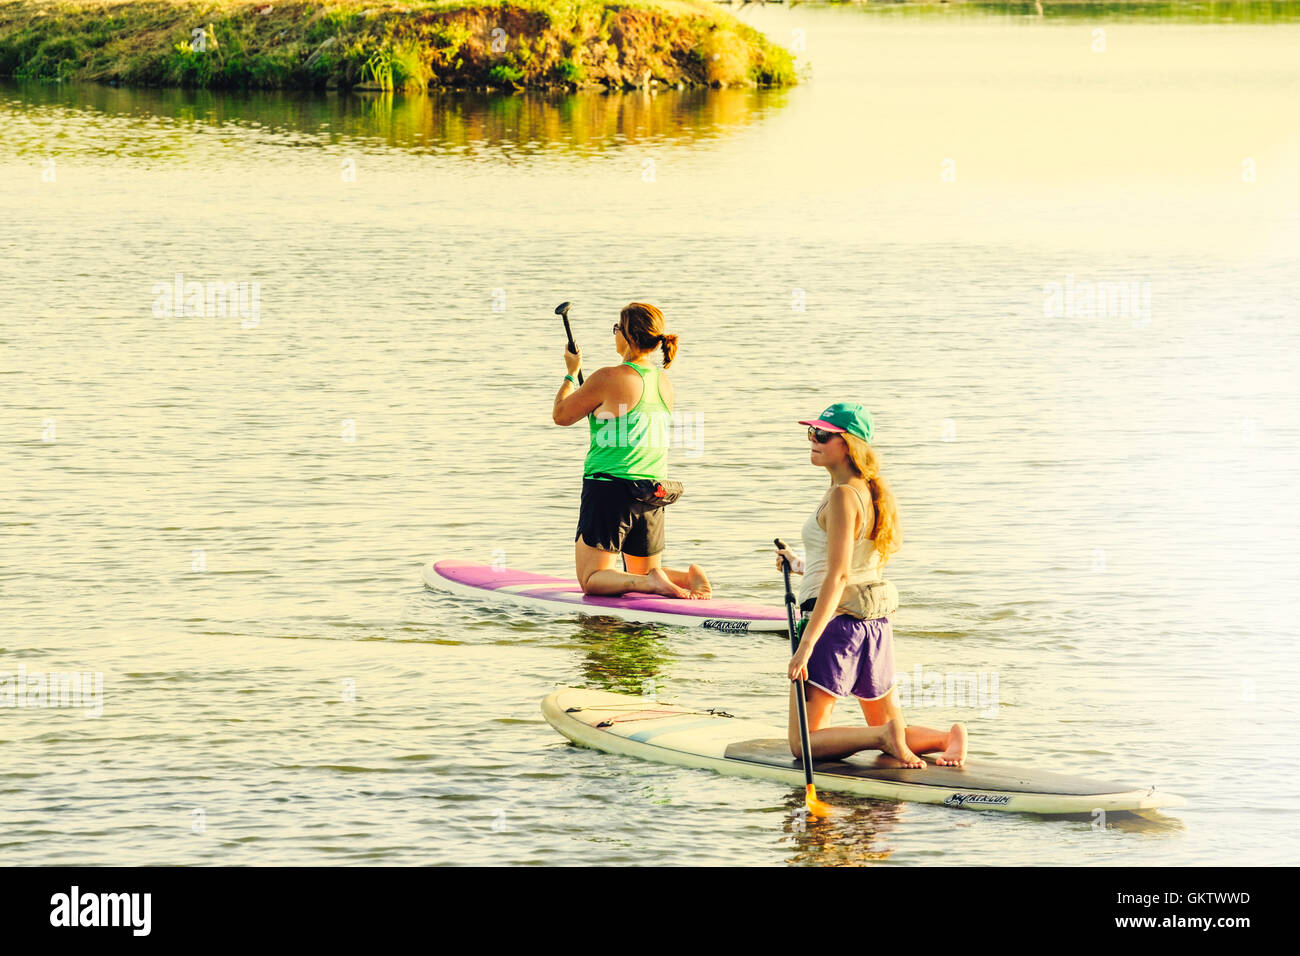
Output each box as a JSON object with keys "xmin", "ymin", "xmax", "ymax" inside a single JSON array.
[{"xmin": 2, "ymin": 4, "xmax": 1298, "ymax": 865}]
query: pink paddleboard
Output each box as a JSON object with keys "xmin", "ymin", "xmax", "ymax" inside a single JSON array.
[{"xmin": 422, "ymin": 559, "xmax": 787, "ymax": 632}]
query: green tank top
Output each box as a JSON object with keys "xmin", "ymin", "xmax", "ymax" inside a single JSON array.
[{"xmin": 583, "ymin": 362, "xmax": 672, "ymax": 481}]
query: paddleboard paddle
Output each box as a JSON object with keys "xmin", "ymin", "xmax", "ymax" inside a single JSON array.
[
  {"xmin": 555, "ymin": 301, "xmax": 583, "ymax": 386},
  {"xmin": 776, "ymin": 537, "xmax": 832, "ymax": 820}
]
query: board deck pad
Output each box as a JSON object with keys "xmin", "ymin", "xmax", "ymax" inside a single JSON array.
[
  {"xmin": 723, "ymin": 739, "xmax": 1138, "ymax": 796},
  {"xmin": 542, "ymin": 688, "xmax": 1186, "ymax": 814},
  {"xmin": 424, "ymin": 559, "xmax": 788, "ymax": 631}
]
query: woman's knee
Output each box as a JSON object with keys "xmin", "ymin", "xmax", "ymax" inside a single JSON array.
[
  {"xmin": 575, "ymin": 537, "xmax": 619, "ymax": 590},
  {"xmin": 576, "ymin": 563, "xmax": 615, "ymax": 594}
]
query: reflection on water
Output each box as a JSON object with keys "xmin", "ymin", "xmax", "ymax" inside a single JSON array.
[
  {"xmin": 0, "ymin": 81, "xmax": 787, "ymax": 160},
  {"xmin": 781, "ymin": 797, "xmax": 1185, "ymax": 866},
  {"xmin": 1094, "ymin": 809, "xmax": 1187, "ymax": 834},
  {"xmin": 782, "ymin": 794, "xmax": 902, "ymax": 866},
  {"xmin": 571, "ymin": 616, "xmax": 675, "ymax": 695}
]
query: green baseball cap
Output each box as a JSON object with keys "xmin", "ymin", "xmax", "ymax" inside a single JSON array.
[{"xmin": 799, "ymin": 402, "xmax": 874, "ymax": 443}]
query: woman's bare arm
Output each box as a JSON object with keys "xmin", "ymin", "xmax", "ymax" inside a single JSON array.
[{"xmin": 553, "ymin": 364, "xmax": 609, "ymax": 426}]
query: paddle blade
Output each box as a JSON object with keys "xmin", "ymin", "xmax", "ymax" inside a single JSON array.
[{"xmin": 805, "ymin": 784, "xmax": 832, "ymax": 819}]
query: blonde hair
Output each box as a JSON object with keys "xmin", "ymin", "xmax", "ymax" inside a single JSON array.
[{"xmin": 840, "ymin": 432, "xmax": 901, "ymax": 567}]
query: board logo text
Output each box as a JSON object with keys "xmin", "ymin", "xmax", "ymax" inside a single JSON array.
[
  {"xmin": 944, "ymin": 792, "xmax": 1011, "ymax": 808},
  {"xmin": 702, "ymin": 620, "xmax": 749, "ymax": 632}
]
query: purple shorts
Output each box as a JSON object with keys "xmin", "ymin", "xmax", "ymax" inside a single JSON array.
[{"xmin": 801, "ymin": 611, "xmax": 896, "ymax": 701}]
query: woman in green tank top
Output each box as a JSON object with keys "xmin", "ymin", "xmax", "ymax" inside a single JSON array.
[{"xmin": 552, "ymin": 303, "xmax": 710, "ymax": 599}]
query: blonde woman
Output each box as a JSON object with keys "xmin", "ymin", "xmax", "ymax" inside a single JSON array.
[{"xmin": 776, "ymin": 402, "xmax": 966, "ymax": 767}]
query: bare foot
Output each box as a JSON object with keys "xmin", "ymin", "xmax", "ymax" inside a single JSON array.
[
  {"xmin": 873, "ymin": 754, "xmax": 925, "ymax": 769},
  {"xmin": 934, "ymin": 723, "xmax": 967, "ymax": 767},
  {"xmin": 686, "ymin": 564, "xmax": 712, "ymax": 600},
  {"xmin": 643, "ymin": 568, "xmax": 690, "ymax": 599},
  {"xmin": 879, "ymin": 718, "xmax": 926, "ymax": 769}
]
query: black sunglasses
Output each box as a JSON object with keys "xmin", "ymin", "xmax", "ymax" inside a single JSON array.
[
  {"xmin": 612, "ymin": 323, "xmax": 623, "ymax": 337},
  {"xmin": 807, "ymin": 426, "xmax": 839, "ymax": 444}
]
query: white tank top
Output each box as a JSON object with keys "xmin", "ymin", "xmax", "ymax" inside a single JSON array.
[{"xmin": 798, "ymin": 483, "xmax": 882, "ymax": 606}]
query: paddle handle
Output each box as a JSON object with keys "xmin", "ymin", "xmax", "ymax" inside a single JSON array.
[
  {"xmin": 775, "ymin": 537, "xmax": 798, "ymax": 646},
  {"xmin": 776, "ymin": 537, "xmax": 817, "ymax": 787},
  {"xmin": 558, "ymin": 304, "xmax": 584, "ymax": 386}
]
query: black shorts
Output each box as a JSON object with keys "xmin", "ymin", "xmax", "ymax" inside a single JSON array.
[{"xmin": 575, "ymin": 477, "xmax": 665, "ymax": 557}]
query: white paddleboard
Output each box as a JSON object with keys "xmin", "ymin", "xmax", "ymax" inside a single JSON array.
[
  {"xmin": 542, "ymin": 688, "xmax": 1186, "ymax": 815},
  {"xmin": 423, "ymin": 559, "xmax": 788, "ymax": 632}
]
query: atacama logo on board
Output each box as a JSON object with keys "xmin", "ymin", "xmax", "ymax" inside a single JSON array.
[{"xmin": 943, "ymin": 793, "xmax": 1012, "ymax": 809}]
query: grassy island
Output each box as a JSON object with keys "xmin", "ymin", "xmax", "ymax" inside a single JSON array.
[{"xmin": 0, "ymin": 0, "xmax": 797, "ymax": 91}]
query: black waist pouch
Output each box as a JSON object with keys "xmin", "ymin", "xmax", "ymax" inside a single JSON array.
[{"xmin": 591, "ymin": 473, "xmax": 684, "ymax": 508}]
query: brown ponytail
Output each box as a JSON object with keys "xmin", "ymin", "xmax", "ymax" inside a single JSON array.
[
  {"xmin": 620, "ymin": 302, "xmax": 677, "ymax": 368},
  {"xmin": 659, "ymin": 332, "xmax": 678, "ymax": 367}
]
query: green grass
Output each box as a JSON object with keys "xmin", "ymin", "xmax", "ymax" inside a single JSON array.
[{"xmin": 0, "ymin": 0, "xmax": 797, "ymax": 90}]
